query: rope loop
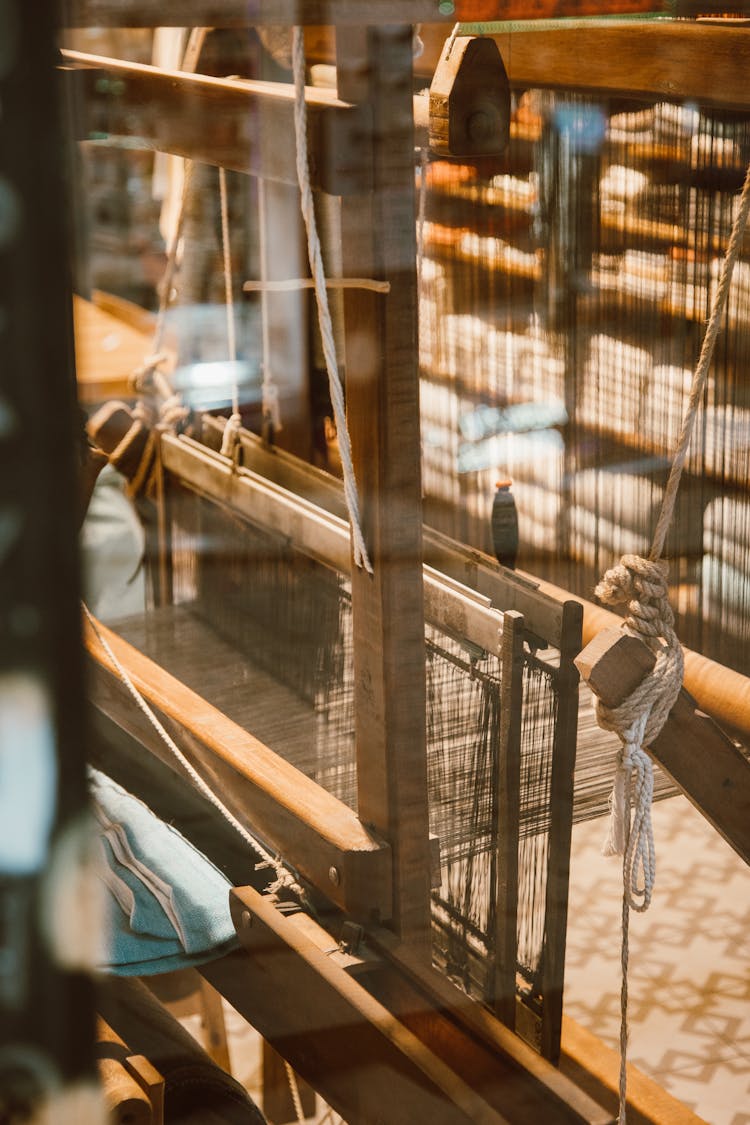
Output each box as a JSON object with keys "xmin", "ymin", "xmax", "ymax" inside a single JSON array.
[
  {"xmin": 220, "ymin": 412, "xmax": 243, "ymax": 458},
  {"xmin": 594, "ymin": 554, "xmax": 683, "ymax": 884}
]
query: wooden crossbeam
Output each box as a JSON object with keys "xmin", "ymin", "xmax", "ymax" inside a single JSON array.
[
  {"xmin": 62, "ymin": 50, "xmax": 372, "ymax": 194},
  {"xmin": 84, "ymin": 615, "xmax": 394, "ymax": 920},
  {"xmin": 63, "ymin": 1, "xmax": 450, "ymax": 26}
]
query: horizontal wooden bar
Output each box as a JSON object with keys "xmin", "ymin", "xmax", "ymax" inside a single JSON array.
[
  {"xmin": 418, "ymin": 21, "xmax": 750, "ymax": 110},
  {"xmin": 84, "ymin": 615, "xmax": 393, "ymax": 919},
  {"xmin": 560, "ymin": 1016, "xmax": 706, "ymax": 1125},
  {"xmin": 61, "ymin": 50, "xmax": 372, "ymax": 194},
  {"xmin": 200, "ymin": 416, "xmax": 570, "ymax": 647},
  {"xmin": 243, "ymin": 276, "xmax": 390, "ymax": 294},
  {"xmin": 63, "ymin": 0, "xmax": 449, "ymax": 26},
  {"xmin": 200, "ymin": 886, "xmax": 612, "ymax": 1125},
  {"xmin": 303, "ymin": 22, "xmax": 750, "ymax": 112},
  {"xmin": 161, "ymin": 432, "xmax": 506, "ymax": 653}
]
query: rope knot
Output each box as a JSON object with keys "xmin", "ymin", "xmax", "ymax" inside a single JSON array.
[
  {"xmin": 220, "ymin": 412, "xmax": 243, "ymax": 458},
  {"xmin": 594, "ymin": 554, "xmax": 683, "ymax": 908}
]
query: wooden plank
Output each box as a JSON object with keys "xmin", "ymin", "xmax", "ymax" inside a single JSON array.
[
  {"xmin": 540, "ymin": 599, "xmax": 583, "ymax": 1063},
  {"xmin": 648, "ymin": 690, "xmax": 750, "ymax": 868},
  {"xmin": 202, "ymin": 885, "xmax": 612, "ymax": 1125},
  {"xmin": 201, "ymin": 416, "xmax": 569, "ymax": 647},
  {"xmin": 84, "ymin": 615, "xmax": 393, "ymax": 919},
  {"xmin": 304, "ymin": 23, "xmax": 750, "ymax": 112},
  {"xmin": 337, "ymin": 25, "xmax": 431, "ymax": 946},
  {"xmin": 493, "ymin": 610, "xmax": 524, "ymax": 1029},
  {"xmin": 561, "ymin": 1015, "xmax": 708, "ymax": 1125},
  {"xmin": 62, "ymin": 50, "xmax": 372, "ymax": 195},
  {"xmin": 160, "ymin": 433, "xmax": 505, "ymax": 653},
  {"xmin": 419, "ymin": 22, "xmax": 750, "ymax": 111},
  {"xmin": 63, "ymin": 0, "xmax": 451, "ymax": 26}
]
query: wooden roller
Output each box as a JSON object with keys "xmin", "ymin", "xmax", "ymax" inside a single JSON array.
[{"xmin": 96, "ymin": 1018, "xmax": 154, "ymax": 1125}]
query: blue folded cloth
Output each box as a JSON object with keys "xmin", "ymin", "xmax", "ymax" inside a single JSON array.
[{"xmin": 90, "ymin": 768, "xmax": 238, "ymax": 976}]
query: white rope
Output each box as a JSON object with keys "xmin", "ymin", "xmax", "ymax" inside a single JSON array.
[
  {"xmin": 219, "ymin": 165, "xmax": 243, "ymax": 457},
  {"xmin": 82, "ymin": 602, "xmax": 308, "ymax": 903},
  {"xmin": 283, "ymin": 1061, "xmax": 306, "ymax": 1123},
  {"xmin": 593, "ymin": 155, "xmax": 750, "ymax": 1124},
  {"xmin": 291, "ymin": 26, "xmax": 372, "ymax": 574}
]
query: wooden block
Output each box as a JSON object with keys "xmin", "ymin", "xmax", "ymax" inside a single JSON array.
[
  {"xmin": 429, "ymin": 36, "xmax": 510, "ymax": 157},
  {"xmin": 123, "ymin": 1057, "xmax": 165, "ymax": 1125},
  {"xmin": 574, "ymin": 628, "xmax": 656, "ymax": 709}
]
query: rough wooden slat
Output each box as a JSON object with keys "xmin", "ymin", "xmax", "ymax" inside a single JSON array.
[
  {"xmin": 419, "ymin": 22, "xmax": 750, "ymax": 111},
  {"xmin": 204, "ymin": 886, "xmax": 613, "ymax": 1125},
  {"xmin": 63, "ymin": 0, "xmax": 450, "ymax": 27},
  {"xmin": 62, "ymin": 50, "xmax": 372, "ymax": 194}
]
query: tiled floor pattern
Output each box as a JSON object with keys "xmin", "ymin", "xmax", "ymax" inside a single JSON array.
[{"xmin": 564, "ymin": 795, "xmax": 750, "ymax": 1125}]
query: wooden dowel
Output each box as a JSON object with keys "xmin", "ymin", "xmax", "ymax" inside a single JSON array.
[
  {"xmin": 96, "ymin": 1020, "xmax": 153, "ymax": 1125},
  {"xmin": 243, "ymin": 276, "xmax": 390, "ymax": 294}
]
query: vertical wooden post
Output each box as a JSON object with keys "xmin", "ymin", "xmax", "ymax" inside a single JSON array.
[
  {"xmin": 336, "ymin": 25, "xmax": 431, "ymax": 947},
  {"xmin": 540, "ymin": 598, "xmax": 583, "ymax": 1062},
  {"xmin": 493, "ymin": 610, "xmax": 524, "ymax": 1029},
  {"xmin": 0, "ymin": 0, "xmax": 96, "ymax": 1111}
]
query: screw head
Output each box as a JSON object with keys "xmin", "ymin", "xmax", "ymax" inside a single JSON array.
[
  {"xmin": 240, "ymin": 909, "xmax": 253, "ymax": 929},
  {"xmin": 328, "ymin": 866, "xmax": 340, "ymax": 887}
]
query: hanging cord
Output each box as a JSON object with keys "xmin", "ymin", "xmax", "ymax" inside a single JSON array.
[
  {"xmin": 133, "ymin": 28, "xmax": 210, "ymax": 429},
  {"xmin": 593, "ymin": 154, "xmax": 750, "ymax": 1125},
  {"xmin": 218, "ymin": 165, "xmax": 243, "ymax": 457},
  {"xmin": 283, "ymin": 1061, "xmax": 306, "ymax": 1123},
  {"xmin": 291, "ymin": 27, "xmax": 372, "ymax": 574},
  {"xmin": 82, "ymin": 603, "xmax": 311, "ymax": 908}
]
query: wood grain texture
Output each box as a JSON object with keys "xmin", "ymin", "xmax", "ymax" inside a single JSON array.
[
  {"xmin": 63, "ymin": 51, "xmax": 371, "ymax": 194},
  {"xmin": 205, "ymin": 886, "xmax": 613, "ymax": 1125},
  {"xmin": 574, "ymin": 629, "xmax": 657, "ymax": 710},
  {"xmin": 84, "ymin": 615, "xmax": 393, "ymax": 919},
  {"xmin": 420, "ymin": 22, "xmax": 750, "ymax": 110},
  {"xmin": 337, "ymin": 24, "xmax": 431, "ymax": 945},
  {"xmin": 63, "ymin": 0, "xmax": 450, "ymax": 26}
]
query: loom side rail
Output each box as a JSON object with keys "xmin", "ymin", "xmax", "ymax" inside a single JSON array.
[
  {"xmin": 84, "ymin": 616, "xmax": 393, "ymax": 921},
  {"xmin": 197, "ymin": 884, "xmax": 615, "ymax": 1125},
  {"xmin": 159, "ymin": 431, "xmax": 506, "ymax": 655}
]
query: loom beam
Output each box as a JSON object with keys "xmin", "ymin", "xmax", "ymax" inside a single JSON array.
[
  {"xmin": 84, "ymin": 617, "xmax": 394, "ymax": 922},
  {"xmin": 306, "ymin": 22, "xmax": 750, "ymax": 112},
  {"xmin": 197, "ymin": 885, "xmax": 614, "ymax": 1125}
]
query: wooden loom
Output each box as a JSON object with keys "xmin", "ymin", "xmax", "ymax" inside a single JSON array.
[{"xmin": 63, "ymin": 5, "xmax": 750, "ymax": 1124}]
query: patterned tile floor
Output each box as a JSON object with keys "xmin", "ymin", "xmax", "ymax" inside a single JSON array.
[{"xmin": 564, "ymin": 795, "xmax": 750, "ymax": 1125}]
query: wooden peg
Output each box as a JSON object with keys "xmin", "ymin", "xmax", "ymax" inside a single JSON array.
[
  {"xmin": 574, "ymin": 627, "xmax": 656, "ymax": 709},
  {"xmin": 429, "ymin": 36, "xmax": 510, "ymax": 157}
]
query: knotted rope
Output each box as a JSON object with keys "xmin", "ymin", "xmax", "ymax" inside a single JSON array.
[
  {"xmin": 594, "ymin": 153, "xmax": 750, "ymax": 1124},
  {"xmin": 291, "ymin": 26, "xmax": 372, "ymax": 573}
]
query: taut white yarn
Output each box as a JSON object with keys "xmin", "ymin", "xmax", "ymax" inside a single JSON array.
[{"xmin": 291, "ymin": 26, "xmax": 372, "ymax": 574}]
